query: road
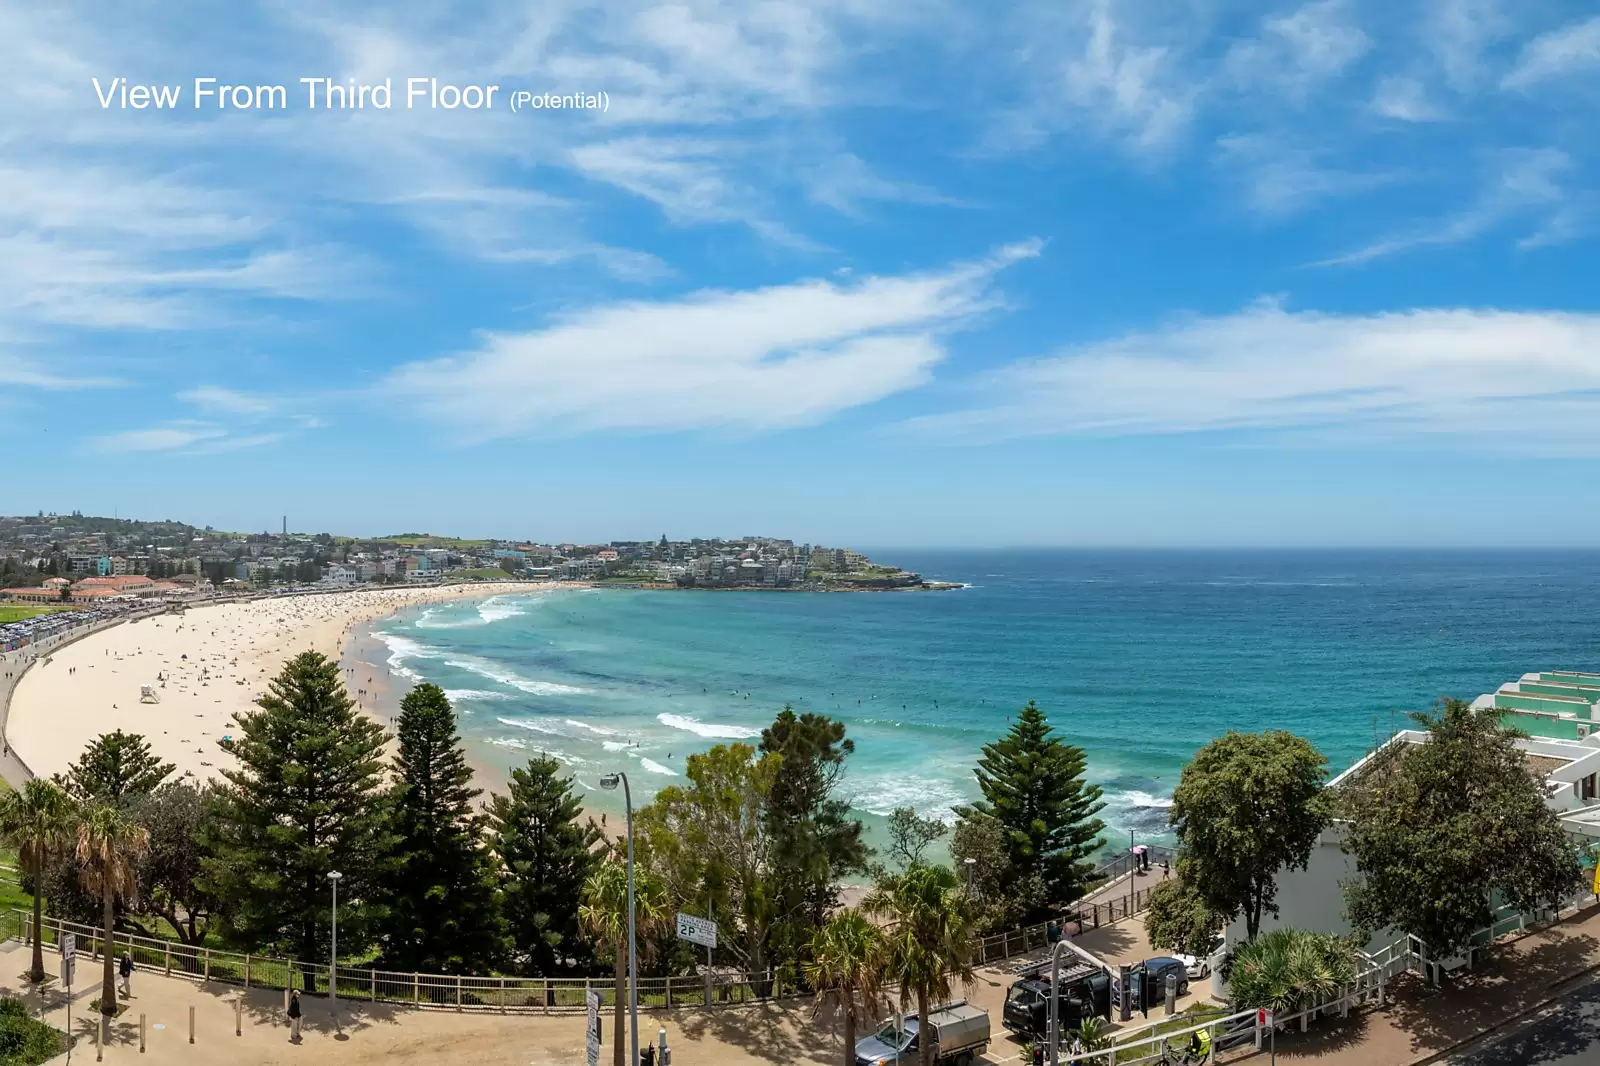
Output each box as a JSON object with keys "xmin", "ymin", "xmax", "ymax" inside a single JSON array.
[{"xmin": 1453, "ymin": 979, "xmax": 1600, "ymax": 1065}]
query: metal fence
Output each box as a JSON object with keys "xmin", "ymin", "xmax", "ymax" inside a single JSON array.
[
  {"xmin": 971, "ymin": 885, "xmax": 1162, "ymax": 967},
  {"xmin": 11, "ymin": 911, "xmax": 780, "ymax": 1014}
]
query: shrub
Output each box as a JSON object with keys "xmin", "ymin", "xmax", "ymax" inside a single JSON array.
[
  {"xmin": 1226, "ymin": 928, "xmax": 1355, "ymax": 1014},
  {"xmin": 0, "ymin": 996, "xmax": 63, "ymax": 1066}
]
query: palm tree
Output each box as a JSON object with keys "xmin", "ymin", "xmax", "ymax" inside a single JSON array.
[
  {"xmin": 805, "ymin": 908, "xmax": 885, "ymax": 1066},
  {"xmin": 863, "ymin": 864, "xmax": 976, "ymax": 1066},
  {"xmin": 0, "ymin": 779, "xmax": 76, "ymax": 982},
  {"xmin": 579, "ymin": 857, "xmax": 667, "ymax": 1066},
  {"xmin": 76, "ymin": 804, "xmax": 150, "ymax": 1015},
  {"xmin": 1226, "ymin": 927, "xmax": 1353, "ymax": 1014}
]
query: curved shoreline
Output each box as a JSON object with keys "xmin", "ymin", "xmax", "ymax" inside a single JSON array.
[{"xmin": 0, "ymin": 582, "xmax": 563, "ymax": 789}]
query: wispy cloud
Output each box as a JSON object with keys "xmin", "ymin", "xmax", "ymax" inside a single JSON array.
[
  {"xmin": 1370, "ymin": 76, "xmax": 1446, "ymax": 122},
  {"xmin": 1502, "ymin": 15, "xmax": 1600, "ymax": 90},
  {"xmin": 1224, "ymin": 0, "xmax": 1371, "ymax": 100},
  {"xmin": 911, "ymin": 304, "xmax": 1600, "ymax": 455},
  {"xmin": 177, "ymin": 386, "xmax": 278, "ymax": 416},
  {"xmin": 386, "ymin": 241, "xmax": 1041, "ymax": 440},
  {"xmin": 1313, "ymin": 148, "xmax": 1576, "ymax": 266},
  {"xmin": 1217, "ymin": 136, "xmax": 1398, "ymax": 217}
]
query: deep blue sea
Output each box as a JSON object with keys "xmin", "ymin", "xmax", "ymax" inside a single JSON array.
[{"xmin": 358, "ymin": 550, "xmax": 1600, "ymax": 845}]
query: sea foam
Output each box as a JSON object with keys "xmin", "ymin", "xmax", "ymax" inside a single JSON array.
[{"xmin": 657, "ymin": 713, "xmax": 760, "ymax": 739}]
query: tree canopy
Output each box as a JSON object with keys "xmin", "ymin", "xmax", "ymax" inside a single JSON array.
[
  {"xmin": 59, "ymin": 730, "xmax": 174, "ymax": 804},
  {"xmin": 1342, "ymin": 699, "xmax": 1582, "ymax": 958},
  {"xmin": 201, "ymin": 651, "xmax": 396, "ymax": 986},
  {"xmin": 955, "ymin": 700, "xmax": 1104, "ymax": 912},
  {"xmin": 487, "ymin": 754, "xmax": 600, "ymax": 975},
  {"xmin": 1169, "ymin": 729, "xmax": 1331, "ymax": 939},
  {"xmin": 380, "ymin": 683, "xmax": 505, "ymax": 973}
]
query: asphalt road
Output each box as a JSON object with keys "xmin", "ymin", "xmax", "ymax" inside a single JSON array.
[{"xmin": 1455, "ymin": 980, "xmax": 1600, "ymax": 1065}]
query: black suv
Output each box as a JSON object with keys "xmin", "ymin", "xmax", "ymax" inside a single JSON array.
[{"xmin": 1002, "ymin": 963, "xmax": 1111, "ymax": 1041}]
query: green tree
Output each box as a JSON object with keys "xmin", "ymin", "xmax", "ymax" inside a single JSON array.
[
  {"xmin": 759, "ymin": 708, "xmax": 869, "ymax": 967},
  {"xmin": 1144, "ymin": 877, "xmax": 1222, "ymax": 958},
  {"xmin": 487, "ymin": 755, "xmax": 600, "ymax": 975},
  {"xmin": 863, "ymin": 864, "xmax": 976, "ymax": 1066},
  {"xmin": 0, "ymin": 779, "xmax": 75, "ymax": 982},
  {"xmin": 1170, "ymin": 730, "xmax": 1332, "ymax": 940},
  {"xmin": 956, "ymin": 701, "xmax": 1104, "ymax": 913},
  {"xmin": 638, "ymin": 744, "xmax": 782, "ymax": 978},
  {"xmin": 380, "ymin": 684, "xmax": 504, "ymax": 973},
  {"xmin": 1342, "ymin": 699, "xmax": 1581, "ymax": 960},
  {"xmin": 201, "ymin": 651, "xmax": 395, "ymax": 988},
  {"xmin": 948, "ymin": 811, "xmax": 1046, "ymax": 933},
  {"xmin": 58, "ymin": 730, "xmax": 175, "ymax": 805},
  {"xmin": 805, "ymin": 908, "xmax": 885, "ymax": 1066},
  {"xmin": 76, "ymin": 805, "xmax": 150, "ymax": 1014},
  {"xmin": 134, "ymin": 782, "xmax": 218, "ymax": 945},
  {"xmin": 580, "ymin": 858, "xmax": 669, "ymax": 1066},
  {"xmin": 882, "ymin": 807, "xmax": 948, "ymax": 873}
]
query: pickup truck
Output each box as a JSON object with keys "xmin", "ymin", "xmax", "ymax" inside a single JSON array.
[{"xmin": 855, "ymin": 1001, "xmax": 990, "ymax": 1065}]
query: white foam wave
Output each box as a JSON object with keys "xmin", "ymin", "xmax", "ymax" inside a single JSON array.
[
  {"xmin": 444, "ymin": 689, "xmax": 512, "ymax": 703},
  {"xmin": 657, "ymin": 713, "xmax": 760, "ymax": 739},
  {"xmin": 1117, "ymin": 790, "xmax": 1174, "ymax": 810},
  {"xmin": 639, "ymin": 757, "xmax": 678, "ymax": 777},
  {"xmin": 846, "ymin": 777, "xmax": 967, "ymax": 825},
  {"xmin": 478, "ymin": 596, "xmax": 526, "ymax": 624},
  {"xmin": 373, "ymin": 631, "xmax": 436, "ymax": 681},
  {"xmin": 497, "ymin": 717, "xmax": 566, "ymax": 736},
  {"xmin": 565, "ymin": 718, "xmax": 619, "ymax": 736},
  {"xmin": 489, "ymin": 737, "xmax": 529, "ymax": 750},
  {"xmin": 602, "ymin": 740, "xmax": 632, "ymax": 752},
  {"xmin": 443, "ymin": 656, "xmax": 588, "ymax": 696}
]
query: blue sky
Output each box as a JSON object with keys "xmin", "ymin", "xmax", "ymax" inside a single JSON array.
[{"xmin": 4, "ymin": 0, "xmax": 1600, "ymax": 547}]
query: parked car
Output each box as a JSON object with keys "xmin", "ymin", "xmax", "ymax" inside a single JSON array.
[
  {"xmin": 1131, "ymin": 957, "xmax": 1190, "ymax": 1008},
  {"xmin": 855, "ymin": 1001, "xmax": 990, "ymax": 1065},
  {"xmin": 1172, "ymin": 952, "xmax": 1210, "ymax": 979}
]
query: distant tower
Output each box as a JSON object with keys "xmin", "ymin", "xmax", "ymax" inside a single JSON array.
[{"xmin": 282, "ymin": 515, "xmax": 287, "ymax": 536}]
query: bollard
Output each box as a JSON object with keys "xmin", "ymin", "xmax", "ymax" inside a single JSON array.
[
  {"xmin": 95, "ymin": 1017, "xmax": 103, "ymax": 1062},
  {"xmin": 140, "ymin": 1012, "xmax": 147, "ymax": 1054},
  {"xmin": 1165, "ymin": 972, "xmax": 1177, "ymax": 1017},
  {"xmin": 189, "ymin": 1004, "xmax": 195, "ymax": 1044},
  {"xmin": 236, "ymin": 997, "xmax": 242, "ymax": 1036}
]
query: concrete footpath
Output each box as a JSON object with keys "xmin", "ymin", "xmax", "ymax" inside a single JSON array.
[{"xmin": 1221, "ymin": 900, "xmax": 1600, "ymax": 1065}]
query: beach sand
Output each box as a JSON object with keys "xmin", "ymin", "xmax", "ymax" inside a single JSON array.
[{"xmin": 5, "ymin": 583, "xmax": 574, "ymax": 788}]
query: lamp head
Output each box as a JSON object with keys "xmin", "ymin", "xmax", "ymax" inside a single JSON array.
[
  {"xmin": 328, "ymin": 870, "xmax": 343, "ymax": 882},
  {"xmin": 600, "ymin": 773, "xmax": 621, "ymax": 791}
]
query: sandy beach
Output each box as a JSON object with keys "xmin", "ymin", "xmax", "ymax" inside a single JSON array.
[{"xmin": 4, "ymin": 583, "xmax": 575, "ymax": 788}]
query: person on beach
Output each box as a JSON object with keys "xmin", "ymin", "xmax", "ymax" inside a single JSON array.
[
  {"xmin": 288, "ymin": 989, "xmax": 302, "ymax": 1042},
  {"xmin": 118, "ymin": 952, "xmax": 133, "ymax": 997}
]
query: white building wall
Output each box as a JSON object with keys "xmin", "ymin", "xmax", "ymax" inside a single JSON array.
[{"xmin": 1221, "ymin": 823, "xmax": 1398, "ymax": 955}]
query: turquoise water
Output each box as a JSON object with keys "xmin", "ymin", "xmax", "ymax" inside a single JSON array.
[{"xmin": 360, "ymin": 550, "xmax": 1600, "ymax": 843}]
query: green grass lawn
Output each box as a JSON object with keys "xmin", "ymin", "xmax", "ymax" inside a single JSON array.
[{"xmin": 0, "ymin": 606, "xmax": 73, "ymax": 624}]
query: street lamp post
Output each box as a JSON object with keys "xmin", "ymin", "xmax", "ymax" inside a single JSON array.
[
  {"xmin": 963, "ymin": 856, "xmax": 977, "ymax": 895},
  {"xmin": 1046, "ymin": 938, "xmax": 1073, "ymax": 1066},
  {"xmin": 601, "ymin": 772, "xmax": 638, "ymax": 1066},
  {"xmin": 328, "ymin": 871, "xmax": 343, "ymax": 1005}
]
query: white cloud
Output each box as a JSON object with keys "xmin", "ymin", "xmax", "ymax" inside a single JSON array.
[
  {"xmin": 1371, "ymin": 76, "xmax": 1445, "ymax": 122},
  {"xmin": 1314, "ymin": 148, "xmax": 1575, "ymax": 265},
  {"xmin": 1059, "ymin": 0, "xmax": 1194, "ymax": 152},
  {"xmin": 386, "ymin": 241, "xmax": 1040, "ymax": 440},
  {"xmin": 87, "ymin": 425, "xmax": 229, "ymax": 454},
  {"xmin": 1225, "ymin": 1, "xmax": 1371, "ymax": 99},
  {"xmin": 1502, "ymin": 16, "xmax": 1600, "ymax": 90},
  {"xmin": 177, "ymin": 386, "xmax": 277, "ymax": 415},
  {"xmin": 1427, "ymin": 0, "xmax": 1509, "ymax": 91},
  {"xmin": 912, "ymin": 304, "xmax": 1600, "ymax": 454},
  {"xmin": 1217, "ymin": 136, "xmax": 1397, "ymax": 217}
]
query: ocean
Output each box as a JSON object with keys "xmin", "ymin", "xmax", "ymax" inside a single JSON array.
[{"xmin": 356, "ymin": 550, "xmax": 1600, "ymax": 846}]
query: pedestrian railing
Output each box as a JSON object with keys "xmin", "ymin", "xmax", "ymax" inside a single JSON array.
[
  {"xmin": 972, "ymin": 884, "xmax": 1161, "ymax": 968},
  {"xmin": 9, "ymin": 911, "xmax": 781, "ymax": 1014}
]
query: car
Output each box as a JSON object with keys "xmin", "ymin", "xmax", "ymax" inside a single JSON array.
[
  {"xmin": 1134, "ymin": 957, "xmax": 1190, "ymax": 1003},
  {"xmin": 1171, "ymin": 952, "xmax": 1210, "ymax": 979}
]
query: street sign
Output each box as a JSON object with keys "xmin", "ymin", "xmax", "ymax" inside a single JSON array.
[
  {"xmin": 1258, "ymin": 1007, "xmax": 1274, "ymax": 1028},
  {"xmin": 676, "ymin": 912, "xmax": 717, "ymax": 949},
  {"xmin": 60, "ymin": 933, "xmax": 75, "ymax": 962},
  {"xmin": 586, "ymin": 989, "xmax": 602, "ymax": 1066},
  {"xmin": 60, "ymin": 955, "xmax": 74, "ymax": 988}
]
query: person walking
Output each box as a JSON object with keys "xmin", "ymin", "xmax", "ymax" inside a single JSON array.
[
  {"xmin": 288, "ymin": 989, "xmax": 302, "ymax": 1043},
  {"xmin": 118, "ymin": 953, "xmax": 133, "ymax": 998}
]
